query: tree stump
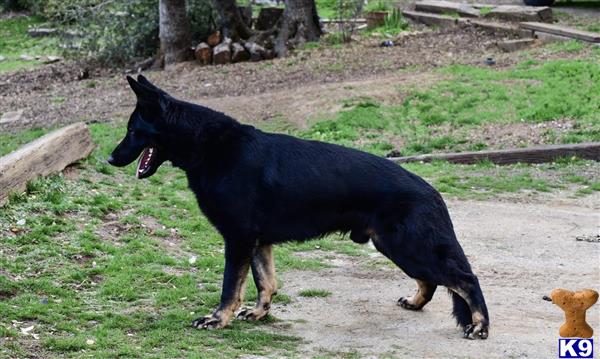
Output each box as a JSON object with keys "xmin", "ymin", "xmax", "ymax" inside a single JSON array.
[
  {"xmin": 194, "ymin": 42, "xmax": 212, "ymax": 65},
  {"xmin": 256, "ymin": 7, "xmax": 284, "ymax": 31},
  {"xmin": 231, "ymin": 42, "xmax": 249, "ymax": 63},
  {"xmin": 213, "ymin": 38, "xmax": 232, "ymax": 65}
]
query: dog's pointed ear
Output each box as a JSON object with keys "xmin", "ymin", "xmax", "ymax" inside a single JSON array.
[
  {"xmin": 127, "ymin": 75, "xmax": 151, "ymax": 98},
  {"xmin": 137, "ymin": 74, "xmax": 156, "ymax": 89}
]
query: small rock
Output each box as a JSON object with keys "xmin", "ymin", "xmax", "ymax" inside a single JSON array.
[
  {"xmin": 41, "ymin": 55, "xmax": 61, "ymax": 64},
  {"xmin": 484, "ymin": 57, "xmax": 496, "ymax": 66},
  {"xmin": 188, "ymin": 255, "xmax": 197, "ymax": 265},
  {"xmin": 27, "ymin": 28, "xmax": 58, "ymax": 37},
  {"xmin": 16, "ymin": 218, "xmax": 26, "ymax": 226},
  {"xmin": 40, "ymin": 297, "xmax": 48, "ymax": 305},
  {"xmin": 86, "ymin": 338, "xmax": 95, "ymax": 345},
  {"xmin": 19, "ymin": 54, "xmax": 34, "ymax": 61},
  {"xmin": 0, "ymin": 55, "xmax": 5, "ymax": 62},
  {"xmin": 380, "ymin": 40, "xmax": 394, "ymax": 47},
  {"xmin": 20, "ymin": 325, "xmax": 34, "ymax": 334}
]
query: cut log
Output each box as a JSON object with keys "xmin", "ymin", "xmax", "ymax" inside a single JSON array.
[
  {"xmin": 389, "ymin": 142, "xmax": 600, "ymax": 165},
  {"xmin": 194, "ymin": 42, "xmax": 212, "ymax": 65},
  {"xmin": 0, "ymin": 122, "xmax": 95, "ymax": 206},
  {"xmin": 415, "ymin": 1, "xmax": 480, "ymax": 18},
  {"xmin": 213, "ymin": 38, "xmax": 232, "ymax": 65},
  {"xmin": 256, "ymin": 7, "xmax": 284, "ymax": 31},
  {"xmin": 207, "ymin": 31, "xmax": 222, "ymax": 47},
  {"xmin": 520, "ymin": 22, "xmax": 600, "ymax": 43},
  {"xmin": 244, "ymin": 42, "xmax": 266, "ymax": 61},
  {"xmin": 231, "ymin": 42, "xmax": 249, "ymax": 63},
  {"xmin": 496, "ymin": 38, "xmax": 535, "ymax": 52},
  {"xmin": 402, "ymin": 10, "xmax": 459, "ymax": 28},
  {"xmin": 484, "ymin": 5, "xmax": 552, "ymax": 23}
]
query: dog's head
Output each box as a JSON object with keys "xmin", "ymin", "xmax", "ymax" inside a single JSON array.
[{"xmin": 107, "ymin": 75, "xmax": 170, "ymax": 179}]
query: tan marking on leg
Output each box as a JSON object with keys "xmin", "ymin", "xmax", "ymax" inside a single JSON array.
[
  {"xmin": 238, "ymin": 244, "xmax": 277, "ymax": 321},
  {"xmin": 399, "ymin": 280, "xmax": 437, "ymax": 310},
  {"xmin": 213, "ymin": 263, "xmax": 250, "ymax": 326}
]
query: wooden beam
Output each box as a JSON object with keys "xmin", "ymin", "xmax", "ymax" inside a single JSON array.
[
  {"xmin": 389, "ymin": 142, "xmax": 600, "ymax": 165},
  {"xmin": 485, "ymin": 5, "xmax": 552, "ymax": 23},
  {"xmin": 0, "ymin": 122, "xmax": 96, "ymax": 206},
  {"xmin": 520, "ymin": 22, "xmax": 600, "ymax": 43},
  {"xmin": 402, "ymin": 10, "xmax": 459, "ymax": 28},
  {"xmin": 414, "ymin": 1, "xmax": 480, "ymax": 18}
]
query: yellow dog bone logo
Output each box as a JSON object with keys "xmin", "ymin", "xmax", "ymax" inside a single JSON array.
[{"xmin": 545, "ymin": 288, "xmax": 598, "ymax": 338}]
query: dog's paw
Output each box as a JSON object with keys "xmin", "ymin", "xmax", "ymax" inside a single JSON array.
[
  {"xmin": 397, "ymin": 296, "xmax": 420, "ymax": 310},
  {"xmin": 463, "ymin": 323, "xmax": 489, "ymax": 340},
  {"xmin": 191, "ymin": 315, "xmax": 226, "ymax": 330},
  {"xmin": 236, "ymin": 306, "xmax": 269, "ymax": 321}
]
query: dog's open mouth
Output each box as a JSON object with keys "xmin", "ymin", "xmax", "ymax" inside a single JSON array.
[{"xmin": 136, "ymin": 147, "xmax": 157, "ymax": 179}]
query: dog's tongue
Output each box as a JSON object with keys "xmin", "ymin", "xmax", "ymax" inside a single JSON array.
[{"xmin": 136, "ymin": 147, "xmax": 154, "ymax": 178}]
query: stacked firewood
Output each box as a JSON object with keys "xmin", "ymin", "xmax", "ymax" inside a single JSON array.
[{"xmin": 194, "ymin": 31, "xmax": 276, "ymax": 66}]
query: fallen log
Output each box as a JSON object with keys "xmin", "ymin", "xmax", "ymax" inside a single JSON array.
[
  {"xmin": 389, "ymin": 142, "xmax": 600, "ymax": 165},
  {"xmin": 0, "ymin": 122, "xmax": 95, "ymax": 206},
  {"xmin": 520, "ymin": 22, "xmax": 600, "ymax": 43}
]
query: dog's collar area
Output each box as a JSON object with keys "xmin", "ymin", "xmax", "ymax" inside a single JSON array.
[{"xmin": 136, "ymin": 147, "xmax": 156, "ymax": 178}]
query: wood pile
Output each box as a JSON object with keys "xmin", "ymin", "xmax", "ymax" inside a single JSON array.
[{"xmin": 194, "ymin": 33, "xmax": 275, "ymax": 65}]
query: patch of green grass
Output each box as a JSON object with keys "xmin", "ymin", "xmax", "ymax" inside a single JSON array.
[
  {"xmin": 0, "ymin": 16, "xmax": 61, "ymax": 72},
  {"xmin": 479, "ymin": 6, "xmax": 493, "ymax": 16},
  {"xmin": 0, "ymin": 127, "xmax": 50, "ymax": 156},
  {"xmin": 300, "ymin": 59, "xmax": 600, "ymax": 157},
  {"xmin": 298, "ymin": 289, "xmax": 332, "ymax": 298}
]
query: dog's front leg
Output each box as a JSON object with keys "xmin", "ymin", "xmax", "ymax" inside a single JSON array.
[
  {"xmin": 192, "ymin": 245, "xmax": 251, "ymax": 329},
  {"xmin": 237, "ymin": 244, "xmax": 277, "ymax": 321}
]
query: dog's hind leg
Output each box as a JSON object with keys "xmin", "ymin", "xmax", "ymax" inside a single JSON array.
[
  {"xmin": 448, "ymin": 276, "xmax": 489, "ymax": 340},
  {"xmin": 192, "ymin": 244, "xmax": 252, "ymax": 329},
  {"xmin": 237, "ymin": 244, "xmax": 277, "ymax": 321},
  {"xmin": 397, "ymin": 280, "xmax": 437, "ymax": 310}
]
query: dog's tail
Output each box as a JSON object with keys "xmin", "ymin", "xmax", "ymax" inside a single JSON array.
[{"xmin": 450, "ymin": 290, "xmax": 472, "ymax": 328}]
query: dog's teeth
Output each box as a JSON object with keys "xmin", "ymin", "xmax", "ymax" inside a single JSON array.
[{"xmin": 149, "ymin": 148, "xmax": 153, "ymax": 154}]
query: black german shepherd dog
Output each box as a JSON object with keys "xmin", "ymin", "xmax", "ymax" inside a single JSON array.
[{"xmin": 108, "ymin": 75, "xmax": 489, "ymax": 339}]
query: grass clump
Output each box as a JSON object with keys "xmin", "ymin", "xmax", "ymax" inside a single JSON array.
[{"xmin": 298, "ymin": 289, "xmax": 333, "ymax": 298}]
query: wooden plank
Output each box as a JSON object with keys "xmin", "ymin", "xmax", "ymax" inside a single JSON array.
[
  {"xmin": 485, "ymin": 5, "xmax": 552, "ymax": 23},
  {"xmin": 0, "ymin": 122, "xmax": 95, "ymax": 205},
  {"xmin": 465, "ymin": 19, "xmax": 523, "ymax": 36},
  {"xmin": 496, "ymin": 38, "xmax": 535, "ymax": 52},
  {"xmin": 389, "ymin": 142, "xmax": 600, "ymax": 165},
  {"xmin": 414, "ymin": 1, "xmax": 480, "ymax": 18},
  {"xmin": 520, "ymin": 22, "xmax": 600, "ymax": 43},
  {"xmin": 402, "ymin": 10, "xmax": 459, "ymax": 28}
]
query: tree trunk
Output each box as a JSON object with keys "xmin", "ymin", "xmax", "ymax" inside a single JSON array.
[
  {"xmin": 211, "ymin": 0, "xmax": 253, "ymax": 40},
  {"xmin": 275, "ymin": 0, "xmax": 322, "ymax": 57},
  {"xmin": 159, "ymin": 0, "xmax": 193, "ymax": 66}
]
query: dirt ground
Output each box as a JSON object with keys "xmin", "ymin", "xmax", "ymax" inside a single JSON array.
[{"xmin": 271, "ymin": 198, "xmax": 600, "ymax": 358}]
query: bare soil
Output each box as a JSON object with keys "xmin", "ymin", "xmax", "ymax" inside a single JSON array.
[{"xmin": 270, "ymin": 198, "xmax": 600, "ymax": 358}]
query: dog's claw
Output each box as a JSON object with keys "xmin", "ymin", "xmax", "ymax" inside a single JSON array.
[
  {"xmin": 397, "ymin": 296, "xmax": 419, "ymax": 310},
  {"xmin": 463, "ymin": 323, "xmax": 488, "ymax": 340},
  {"xmin": 236, "ymin": 307, "xmax": 268, "ymax": 321},
  {"xmin": 191, "ymin": 315, "xmax": 223, "ymax": 330}
]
